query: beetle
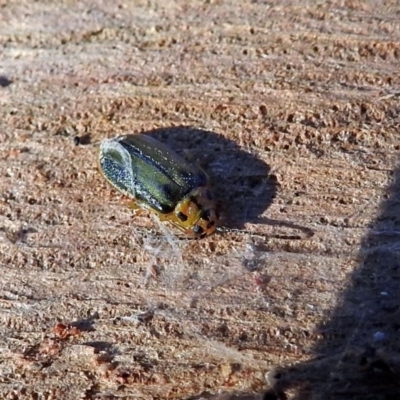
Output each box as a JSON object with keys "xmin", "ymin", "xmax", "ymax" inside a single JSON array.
[{"xmin": 99, "ymin": 134, "xmax": 219, "ymax": 238}]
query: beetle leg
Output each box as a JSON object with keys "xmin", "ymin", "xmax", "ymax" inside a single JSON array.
[
  {"xmin": 128, "ymin": 201, "xmax": 148, "ymax": 217},
  {"xmin": 128, "ymin": 200, "xmax": 139, "ymax": 210}
]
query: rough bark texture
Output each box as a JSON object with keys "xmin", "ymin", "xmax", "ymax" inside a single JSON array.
[{"xmin": 1, "ymin": 1, "xmax": 400, "ymax": 399}]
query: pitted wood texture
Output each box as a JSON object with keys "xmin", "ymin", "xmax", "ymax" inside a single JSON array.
[{"xmin": 1, "ymin": 1, "xmax": 399, "ymax": 399}]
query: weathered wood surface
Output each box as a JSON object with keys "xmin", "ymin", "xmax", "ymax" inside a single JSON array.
[{"xmin": 1, "ymin": 1, "xmax": 399, "ymax": 399}]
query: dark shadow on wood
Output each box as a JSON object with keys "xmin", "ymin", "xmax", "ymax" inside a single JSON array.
[{"xmin": 266, "ymin": 158, "xmax": 400, "ymax": 399}]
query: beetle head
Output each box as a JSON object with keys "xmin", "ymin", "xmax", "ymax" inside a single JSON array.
[{"xmin": 174, "ymin": 187, "xmax": 219, "ymax": 238}]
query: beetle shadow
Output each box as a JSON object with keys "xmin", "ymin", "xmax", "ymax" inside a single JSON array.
[{"xmin": 143, "ymin": 126, "xmax": 310, "ymax": 239}]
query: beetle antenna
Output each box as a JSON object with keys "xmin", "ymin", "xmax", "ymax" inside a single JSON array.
[
  {"xmin": 216, "ymin": 225, "xmax": 269, "ymax": 239},
  {"xmin": 217, "ymin": 224, "xmax": 312, "ymax": 240}
]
